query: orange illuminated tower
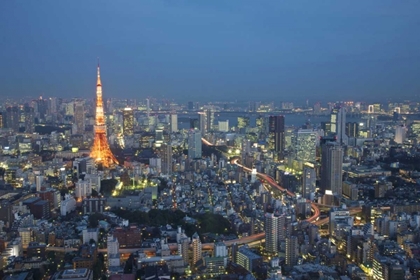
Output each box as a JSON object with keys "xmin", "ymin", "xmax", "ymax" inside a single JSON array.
[{"xmin": 90, "ymin": 63, "xmax": 118, "ymax": 167}]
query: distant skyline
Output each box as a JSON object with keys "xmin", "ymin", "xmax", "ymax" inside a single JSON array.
[{"xmin": 0, "ymin": 1, "xmax": 419, "ymax": 103}]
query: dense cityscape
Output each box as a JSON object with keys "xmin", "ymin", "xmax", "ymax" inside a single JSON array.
[{"xmin": 0, "ymin": 62, "xmax": 419, "ymax": 280}]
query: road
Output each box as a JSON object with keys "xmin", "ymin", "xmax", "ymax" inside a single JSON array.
[
  {"xmin": 233, "ymin": 160, "xmax": 321, "ymax": 224},
  {"xmin": 312, "ymin": 208, "xmax": 362, "ymax": 227}
]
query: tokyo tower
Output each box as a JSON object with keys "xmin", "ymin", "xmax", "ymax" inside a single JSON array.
[{"xmin": 90, "ymin": 63, "xmax": 118, "ymax": 167}]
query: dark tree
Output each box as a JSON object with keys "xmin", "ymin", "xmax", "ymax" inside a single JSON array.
[
  {"xmin": 100, "ymin": 178, "xmax": 118, "ymax": 196},
  {"xmin": 88, "ymin": 213, "xmax": 103, "ymax": 228}
]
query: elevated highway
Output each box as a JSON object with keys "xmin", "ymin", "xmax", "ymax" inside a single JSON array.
[{"xmin": 200, "ymin": 138, "xmax": 322, "ymax": 249}]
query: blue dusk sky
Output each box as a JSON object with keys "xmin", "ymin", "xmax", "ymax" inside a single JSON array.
[{"xmin": 0, "ymin": 1, "xmax": 419, "ymax": 104}]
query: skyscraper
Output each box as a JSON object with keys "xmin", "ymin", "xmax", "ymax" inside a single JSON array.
[
  {"xmin": 206, "ymin": 109, "xmax": 214, "ymax": 132},
  {"xmin": 268, "ymin": 115, "xmax": 285, "ymax": 161},
  {"xmin": 170, "ymin": 114, "xmax": 178, "ymax": 133},
  {"xmin": 394, "ymin": 125, "xmax": 407, "ymax": 144},
  {"xmin": 74, "ymin": 101, "xmax": 85, "ymax": 134},
  {"xmin": 302, "ymin": 165, "xmax": 316, "ymax": 200},
  {"xmin": 198, "ymin": 112, "xmax": 206, "ymax": 133},
  {"xmin": 48, "ymin": 97, "xmax": 57, "ymax": 115},
  {"xmin": 296, "ymin": 129, "xmax": 317, "ymax": 163},
  {"xmin": 321, "ymin": 142, "xmax": 343, "ymax": 197},
  {"xmin": 330, "ymin": 107, "xmax": 347, "ymax": 145},
  {"xmin": 345, "ymin": 122, "xmax": 359, "ymax": 138},
  {"xmin": 188, "ymin": 130, "xmax": 202, "ymax": 159},
  {"xmin": 265, "ymin": 213, "xmax": 278, "ymax": 253},
  {"xmin": 0, "ymin": 112, "xmax": 3, "ymax": 128},
  {"xmin": 5, "ymin": 106, "xmax": 19, "ymax": 132},
  {"xmin": 23, "ymin": 106, "xmax": 35, "ymax": 133},
  {"xmin": 161, "ymin": 143, "xmax": 172, "ymax": 175},
  {"xmin": 123, "ymin": 108, "xmax": 134, "ymax": 136},
  {"xmin": 36, "ymin": 96, "xmax": 48, "ymax": 121},
  {"xmin": 146, "ymin": 98, "xmax": 150, "ymax": 118}
]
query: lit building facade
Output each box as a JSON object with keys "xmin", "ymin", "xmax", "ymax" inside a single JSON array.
[
  {"xmin": 188, "ymin": 130, "xmax": 202, "ymax": 159},
  {"xmin": 90, "ymin": 63, "xmax": 118, "ymax": 167},
  {"xmin": 170, "ymin": 114, "xmax": 178, "ymax": 133},
  {"xmin": 330, "ymin": 106, "xmax": 347, "ymax": 145},
  {"xmin": 123, "ymin": 107, "xmax": 134, "ymax": 136},
  {"xmin": 296, "ymin": 129, "xmax": 317, "ymax": 163}
]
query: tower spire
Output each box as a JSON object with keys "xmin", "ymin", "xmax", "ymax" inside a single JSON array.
[
  {"xmin": 91, "ymin": 62, "xmax": 118, "ymax": 167},
  {"xmin": 97, "ymin": 58, "xmax": 101, "ymax": 85}
]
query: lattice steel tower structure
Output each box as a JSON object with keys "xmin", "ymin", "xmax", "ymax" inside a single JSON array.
[{"xmin": 90, "ymin": 63, "xmax": 118, "ymax": 167}]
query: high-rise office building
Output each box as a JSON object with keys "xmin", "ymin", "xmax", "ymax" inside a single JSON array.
[
  {"xmin": 188, "ymin": 130, "xmax": 202, "ymax": 159},
  {"xmin": 345, "ymin": 122, "xmax": 359, "ymax": 138},
  {"xmin": 302, "ymin": 165, "xmax": 316, "ymax": 200},
  {"xmin": 0, "ymin": 112, "xmax": 3, "ymax": 128},
  {"xmin": 321, "ymin": 142, "xmax": 343, "ymax": 197},
  {"xmin": 23, "ymin": 106, "xmax": 35, "ymax": 133},
  {"xmin": 265, "ymin": 213, "xmax": 278, "ymax": 253},
  {"xmin": 285, "ymin": 236, "xmax": 299, "ymax": 266},
  {"xmin": 146, "ymin": 98, "xmax": 150, "ymax": 118},
  {"xmin": 237, "ymin": 116, "xmax": 250, "ymax": 132},
  {"xmin": 268, "ymin": 115, "xmax": 285, "ymax": 161},
  {"xmin": 74, "ymin": 101, "xmax": 85, "ymax": 135},
  {"xmin": 123, "ymin": 108, "xmax": 134, "ymax": 136},
  {"xmin": 5, "ymin": 106, "xmax": 20, "ymax": 132},
  {"xmin": 161, "ymin": 143, "xmax": 172, "ymax": 175},
  {"xmin": 206, "ymin": 109, "xmax": 214, "ymax": 132},
  {"xmin": 394, "ymin": 125, "xmax": 407, "ymax": 144},
  {"xmin": 65, "ymin": 101, "xmax": 74, "ymax": 116},
  {"xmin": 170, "ymin": 114, "xmax": 178, "ymax": 133},
  {"xmin": 198, "ymin": 112, "xmax": 206, "ymax": 133},
  {"xmin": 321, "ymin": 121, "xmax": 332, "ymax": 135},
  {"xmin": 330, "ymin": 107, "xmax": 347, "ymax": 145},
  {"xmin": 36, "ymin": 97, "xmax": 48, "ymax": 121},
  {"xmin": 296, "ymin": 129, "xmax": 317, "ymax": 163},
  {"xmin": 48, "ymin": 97, "xmax": 57, "ymax": 115}
]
